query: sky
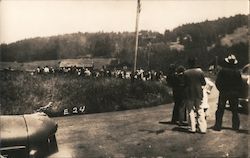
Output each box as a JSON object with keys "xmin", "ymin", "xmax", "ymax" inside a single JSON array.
[{"xmin": 0, "ymin": 0, "xmax": 249, "ymax": 44}]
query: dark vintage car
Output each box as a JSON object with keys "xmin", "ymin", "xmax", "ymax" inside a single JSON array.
[
  {"xmin": 0, "ymin": 112, "xmax": 58, "ymax": 158},
  {"xmin": 239, "ymin": 64, "xmax": 250, "ymax": 113}
]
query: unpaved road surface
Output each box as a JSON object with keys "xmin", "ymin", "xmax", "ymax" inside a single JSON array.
[{"xmin": 49, "ymin": 86, "xmax": 249, "ymax": 158}]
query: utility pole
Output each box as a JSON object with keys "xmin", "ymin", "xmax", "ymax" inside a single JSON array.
[
  {"xmin": 133, "ymin": 0, "xmax": 141, "ymax": 72},
  {"xmin": 147, "ymin": 42, "xmax": 151, "ymax": 70}
]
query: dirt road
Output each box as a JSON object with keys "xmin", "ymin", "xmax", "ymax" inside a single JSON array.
[{"xmin": 49, "ymin": 86, "xmax": 249, "ymax": 158}]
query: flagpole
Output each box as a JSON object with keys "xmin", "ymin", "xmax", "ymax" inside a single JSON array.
[{"xmin": 133, "ymin": 0, "xmax": 141, "ymax": 72}]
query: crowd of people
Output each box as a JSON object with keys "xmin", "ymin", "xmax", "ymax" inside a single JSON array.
[
  {"xmin": 34, "ymin": 65, "xmax": 166, "ymax": 81},
  {"xmin": 167, "ymin": 54, "xmax": 244, "ymax": 134}
]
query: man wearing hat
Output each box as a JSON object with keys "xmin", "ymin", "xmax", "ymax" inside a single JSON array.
[{"xmin": 213, "ymin": 54, "xmax": 243, "ymax": 131}]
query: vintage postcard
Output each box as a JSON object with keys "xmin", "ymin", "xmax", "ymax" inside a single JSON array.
[{"xmin": 0, "ymin": 0, "xmax": 249, "ymax": 157}]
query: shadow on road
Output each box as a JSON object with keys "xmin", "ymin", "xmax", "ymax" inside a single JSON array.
[
  {"xmin": 237, "ymin": 129, "xmax": 249, "ymax": 134},
  {"xmin": 138, "ymin": 129, "xmax": 166, "ymax": 135},
  {"xmin": 207, "ymin": 126, "xmax": 249, "ymax": 134},
  {"xmin": 171, "ymin": 126, "xmax": 193, "ymax": 134},
  {"xmin": 172, "ymin": 126, "xmax": 248, "ymax": 134},
  {"xmin": 158, "ymin": 121, "xmax": 176, "ymax": 125}
]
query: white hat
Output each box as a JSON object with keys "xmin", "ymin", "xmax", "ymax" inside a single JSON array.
[{"xmin": 225, "ymin": 54, "xmax": 238, "ymax": 64}]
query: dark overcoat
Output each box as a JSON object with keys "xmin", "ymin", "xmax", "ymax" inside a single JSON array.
[{"xmin": 184, "ymin": 68, "xmax": 206, "ymax": 101}]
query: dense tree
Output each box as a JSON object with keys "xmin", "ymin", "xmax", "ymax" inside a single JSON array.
[{"xmin": 0, "ymin": 14, "xmax": 248, "ymax": 69}]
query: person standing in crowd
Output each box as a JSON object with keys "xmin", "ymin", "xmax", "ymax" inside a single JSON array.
[
  {"xmin": 167, "ymin": 64, "xmax": 187, "ymax": 125},
  {"xmin": 200, "ymin": 77, "xmax": 214, "ymax": 120},
  {"xmin": 213, "ymin": 54, "xmax": 243, "ymax": 131},
  {"xmin": 174, "ymin": 65, "xmax": 187, "ymax": 125},
  {"xmin": 184, "ymin": 58, "xmax": 206, "ymax": 133},
  {"xmin": 43, "ymin": 65, "xmax": 50, "ymax": 73},
  {"xmin": 167, "ymin": 64, "xmax": 178, "ymax": 124}
]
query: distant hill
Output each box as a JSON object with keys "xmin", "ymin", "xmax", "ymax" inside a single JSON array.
[
  {"xmin": 0, "ymin": 14, "xmax": 248, "ymax": 70},
  {"xmin": 220, "ymin": 26, "xmax": 248, "ymax": 47}
]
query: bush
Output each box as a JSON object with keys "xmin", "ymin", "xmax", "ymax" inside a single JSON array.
[{"xmin": 0, "ymin": 72, "xmax": 172, "ymax": 116}]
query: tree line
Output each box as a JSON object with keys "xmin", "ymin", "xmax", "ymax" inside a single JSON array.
[{"xmin": 0, "ymin": 14, "xmax": 248, "ymax": 71}]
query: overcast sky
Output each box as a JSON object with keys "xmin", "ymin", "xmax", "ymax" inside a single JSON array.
[{"xmin": 0, "ymin": 0, "xmax": 248, "ymax": 44}]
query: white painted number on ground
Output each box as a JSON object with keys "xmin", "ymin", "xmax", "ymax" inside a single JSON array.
[
  {"xmin": 79, "ymin": 106, "xmax": 86, "ymax": 113},
  {"xmin": 73, "ymin": 107, "xmax": 78, "ymax": 113},
  {"xmin": 63, "ymin": 106, "xmax": 86, "ymax": 115},
  {"xmin": 64, "ymin": 109, "xmax": 69, "ymax": 115}
]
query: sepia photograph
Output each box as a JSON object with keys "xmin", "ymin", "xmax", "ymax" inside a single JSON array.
[{"xmin": 0, "ymin": 0, "xmax": 249, "ymax": 157}]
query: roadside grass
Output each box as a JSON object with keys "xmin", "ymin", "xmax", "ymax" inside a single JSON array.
[{"xmin": 0, "ymin": 71, "xmax": 172, "ymax": 116}]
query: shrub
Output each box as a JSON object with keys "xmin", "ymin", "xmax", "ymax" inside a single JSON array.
[{"xmin": 0, "ymin": 72, "xmax": 172, "ymax": 116}]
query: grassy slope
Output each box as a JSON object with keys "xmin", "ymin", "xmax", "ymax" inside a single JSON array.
[{"xmin": 0, "ymin": 71, "xmax": 172, "ymax": 116}]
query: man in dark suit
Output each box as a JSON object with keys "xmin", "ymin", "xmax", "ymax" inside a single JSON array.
[
  {"xmin": 213, "ymin": 54, "xmax": 243, "ymax": 131},
  {"xmin": 184, "ymin": 58, "xmax": 206, "ymax": 133},
  {"xmin": 167, "ymin": 65, "xmax": 187, "ymax": 125}
]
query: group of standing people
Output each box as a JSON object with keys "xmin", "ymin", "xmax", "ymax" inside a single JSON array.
[
  {"xmin": 168, "ymin": 58, "xmax": 208, "ymax": 133},
  {"xmin": 167, "ymin": 53, "xmax": 244, "ymax": 134}
]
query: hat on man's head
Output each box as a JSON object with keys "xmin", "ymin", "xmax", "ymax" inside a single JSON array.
[
  {"xmin": 176, "ymin": 65, "xmax": 185, "ymax": 74},
  {"xmin": 224, "ymin": 54, "xmax": 238, "ymax": 65},
  {"xmin": 187, "ymin": 57, "xmax": 197, "ymax": 68}
]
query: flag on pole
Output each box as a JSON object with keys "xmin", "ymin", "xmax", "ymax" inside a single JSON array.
[{"xmin": 138, "ymin": 0, "xmax": 141, "ymax": 13}]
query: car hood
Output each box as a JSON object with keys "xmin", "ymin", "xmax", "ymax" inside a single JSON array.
[{"xmin": 0, "ymin": 112, "xmax": 57, "ymax": 148}]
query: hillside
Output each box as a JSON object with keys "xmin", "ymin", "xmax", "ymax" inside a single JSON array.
[
  {"xmin": 220, "ymin": 26, "xmax": 248, "ymax": 47},
  {"xmin": 0, "ymin": 14, "xmax": 248, "ymax": 70},
  {"xmin": 0, "ymin": 71, "xmax": 172, "ymax": 115}
]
